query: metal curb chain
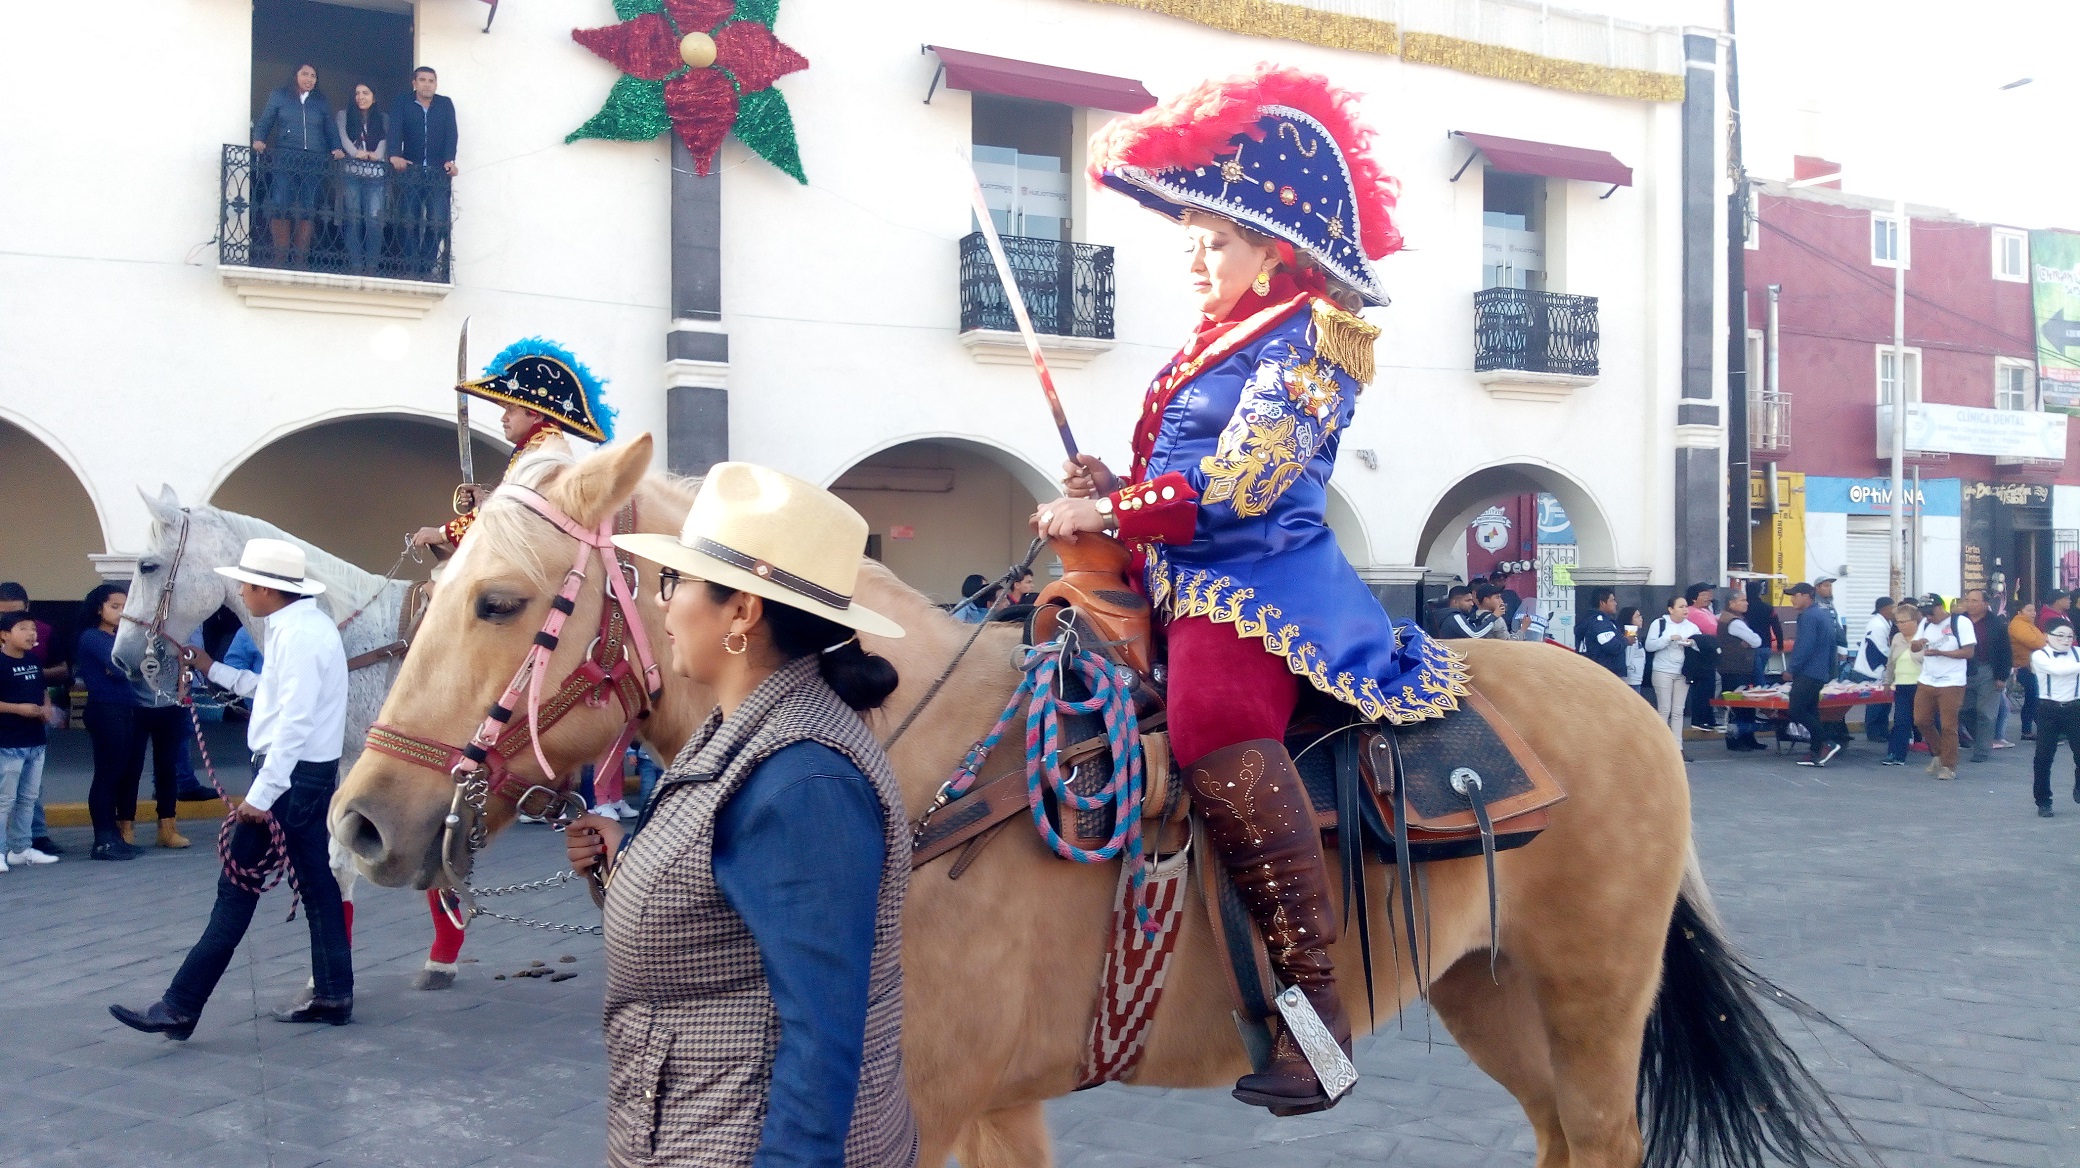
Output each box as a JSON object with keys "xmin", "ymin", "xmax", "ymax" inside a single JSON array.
[{"xmin": 464, "ymin": 868, "xmax": 604, "ymax": 934}]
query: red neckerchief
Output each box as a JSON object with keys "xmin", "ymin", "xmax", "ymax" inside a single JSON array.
[{"xmin": 1126, "ymin": 271, "xmax": 1320, "ymax": 483}]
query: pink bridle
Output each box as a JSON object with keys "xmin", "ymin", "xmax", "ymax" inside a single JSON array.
[{"xmin": 366, "ymin": 485, "xmax": 664, "ymax": 848}]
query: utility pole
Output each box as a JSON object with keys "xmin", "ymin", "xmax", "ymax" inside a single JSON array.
[
  {"xmin": 1723, "ymin": 0, "xmax": 1752, "ymax": 573},
  {"xmin": 1889, "ymin": 195, "xmax": 1908, "ymax": 600}
]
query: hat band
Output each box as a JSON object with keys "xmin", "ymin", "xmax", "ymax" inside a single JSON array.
[
  {"xmin": 691, "ymin": 537, "xmax": 852, "ymax": 611},
  {"xmin": 240, "ymin": 565, "xmax": 308, "ymax": 587}
]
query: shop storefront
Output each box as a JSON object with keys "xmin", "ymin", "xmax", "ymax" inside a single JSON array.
[
  {"xmin": 1963, "ymin": 481, "xmax": 2055, "ymax": 608},
  {"xmin": 1803, "ymin": 476, "xmax": 1961, "ymax": 620}
]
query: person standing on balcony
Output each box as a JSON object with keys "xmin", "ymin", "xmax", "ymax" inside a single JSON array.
[
  {"xmin": 389, "ymin": 67, "xmax": 459, "ymax": 279},
  {"xmin": 253, "ymin": 64, "xmax": 341, "ymax": 271},
  {"xmin": 336, "ymin": 84, "xmax": 389, "ymax": 276}
]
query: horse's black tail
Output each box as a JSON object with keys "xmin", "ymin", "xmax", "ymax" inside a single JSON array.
[{"xmin": 1638, "ymin": 865, "xmax": 1879, "ymax": 1168}]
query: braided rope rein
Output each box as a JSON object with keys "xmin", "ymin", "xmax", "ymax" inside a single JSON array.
[
  {"xmin": 944, "ymin": 638, "xmax": 1153, "ymax": 934},
  {"xmin": 177, "ymin": 668, "xmax": 303, "ymax": 919}
]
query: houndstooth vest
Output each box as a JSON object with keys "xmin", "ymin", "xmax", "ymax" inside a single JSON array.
[{"xmin": 601, "ymin": 656, "xmax": 917, "ymax": 1167}]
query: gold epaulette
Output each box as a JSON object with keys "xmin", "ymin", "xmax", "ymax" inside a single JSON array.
[{"xmin": 1309, "ymin": 298, "xmax": 1380, "ymax": 386}]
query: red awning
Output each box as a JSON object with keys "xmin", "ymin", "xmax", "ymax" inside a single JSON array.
[
  {"xmin": 1451, "ymin": 131, "xmax": 1633, "ymax": 188},
  {"xmin": 925, "ymin": 46, "xmax": 1156, "ymax": 114}
]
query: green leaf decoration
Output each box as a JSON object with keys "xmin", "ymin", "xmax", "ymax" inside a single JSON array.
[
  {"xmin": 613, "ymin": 0, "xmax": 667, "ymax": 19},
  {"xmin": 565, "ymin": 75, "xmax": 673, "ymax": 144},
  {"xmin": 731, "ymin": 86, "xmax": 806, "ymax": 183},
  {"xmin": 733, "ymin": 0, "xmax": 781, "ymax": 26}
]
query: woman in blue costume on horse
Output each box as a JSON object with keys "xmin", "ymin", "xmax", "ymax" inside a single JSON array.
[{"xmin": 1035, "ymin": 65, "xmax": 1468, "ymax": 1114}]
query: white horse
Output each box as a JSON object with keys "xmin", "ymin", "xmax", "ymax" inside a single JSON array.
[{"xmin": 110, "ymin": 486, "xmax": 418, "ymax": 771}]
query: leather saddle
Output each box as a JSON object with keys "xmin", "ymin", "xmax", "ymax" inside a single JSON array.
[{"xmin": 912, "ymin": 535, "xmax": 1565, "ymax": 873}]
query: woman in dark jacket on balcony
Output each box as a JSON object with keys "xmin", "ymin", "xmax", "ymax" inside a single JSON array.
[
  {"xmin": 336, "ymin": 84, "xmax": 389, "ymax": 274},
  {"xmin": 253, "ymin": 64, "xmax": 342, "ymax": 269}
]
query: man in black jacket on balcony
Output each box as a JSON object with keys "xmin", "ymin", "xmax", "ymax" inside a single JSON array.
[{"xmin": 389, "ymin": 67, "xmax": 459, "ymax": 279}]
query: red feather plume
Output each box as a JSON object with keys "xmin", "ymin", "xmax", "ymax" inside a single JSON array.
[{"xmin": 1089, "ymin": 64, "xmax": 1402, "ymax": 259}]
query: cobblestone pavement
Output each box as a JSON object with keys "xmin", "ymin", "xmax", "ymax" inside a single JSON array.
[{"xmin": 2, "ymin": 737, "xmax": 2076, "ymax": 1167}]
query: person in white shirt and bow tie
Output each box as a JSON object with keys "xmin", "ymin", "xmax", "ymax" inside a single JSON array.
[
  {"xmin": 2029, "ymin": 621, "xmax": 2080, "ymax": 819},
  {"xmin": 111, "ymin": 539, "xmax": 352, "ymax": 1040}
]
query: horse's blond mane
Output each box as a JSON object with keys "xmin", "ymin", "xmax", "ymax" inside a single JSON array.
[{"xmin": 465, "ymin": 447, "xmax": 701, "ymax": 588}]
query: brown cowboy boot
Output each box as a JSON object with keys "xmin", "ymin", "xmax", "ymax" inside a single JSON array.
[{"xmin": 1186, "ymin": 738, "xmax": 1354, "ymax": 1113}]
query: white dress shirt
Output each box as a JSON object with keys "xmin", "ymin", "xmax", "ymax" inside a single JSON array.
[
  {"xmin": 2034, "ymin": 646, "xmax": 2080, "ymax": 703},
  {"xmin": 206, "ymin": 597, "xmax": 348, "ymax": 811}
]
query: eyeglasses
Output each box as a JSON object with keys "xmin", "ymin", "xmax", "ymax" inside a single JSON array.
[{"xmin": 657, "ymin": 567, "xmax": 683, "ymax": 602}]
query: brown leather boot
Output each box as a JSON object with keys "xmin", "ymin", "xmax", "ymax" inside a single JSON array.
[
  {"xmin": 157, "ymin": 818, "xmax": 191, "ymax": 849},
  {"xmin": 1186, "ymin": 739, "xmax": 1354, "ymax": 1113}
]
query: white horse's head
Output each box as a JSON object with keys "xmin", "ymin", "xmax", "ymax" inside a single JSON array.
[{"xmin": 110, "ymin": 486, "xmax": 245, "ymax": 681}]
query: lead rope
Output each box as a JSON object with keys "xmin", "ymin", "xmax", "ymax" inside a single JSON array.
[
  {"xmin": 938, "ymin": 637, "xmax": 1154, "ymax": 934},
  {"xmin": 177, "ymin": 666, "xmax": 302, "ymax": 920}
]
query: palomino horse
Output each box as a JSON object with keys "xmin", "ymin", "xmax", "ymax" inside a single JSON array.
[{"xmin": 333, "ymin": 438, "xmax": 1865, "ymax": 1168}]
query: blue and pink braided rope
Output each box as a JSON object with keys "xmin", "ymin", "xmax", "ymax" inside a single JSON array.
[{"xmin": 944, "ymin": 640, "xmax": 1155, "ymax": 934}]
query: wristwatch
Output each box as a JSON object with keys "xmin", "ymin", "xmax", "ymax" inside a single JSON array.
[{"xmin": 1093, "ymin": 495, "xmax": 1119, "ymax": 532}]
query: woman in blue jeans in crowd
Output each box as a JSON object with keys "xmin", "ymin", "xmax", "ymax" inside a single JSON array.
[
  {"xmin": 1882, "ymin": 601, "xmax": 1923, "ymax": 764},
  {"xmin": 252, "ymin": 64, "xmax": 341, "ymax": 268},
  {"xmin": 335, "ymin": 83, "xmax": 389, "ymax": 274}
]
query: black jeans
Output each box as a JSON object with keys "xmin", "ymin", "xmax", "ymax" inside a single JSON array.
[
  {"xmin": 1788, "ymin": 676, "xmax": 1841, "ymax": 752},
  {"xmin": 2019, "ymin": 670, "xmax": 2038, "ymax": 737},
  {"xmin": 164, "ymin": 761, "xmax": 351, "ymax": 1017},
  {"xmin": 2030, "ymin": 699, "xmax": 2080, "ymax": 808},
  {"xmin": 124, "ymin": 705, "xmax": 184, "ymax": 822},
  {"xmin": 391, "ymin": 171, "xmax": 451, "ymax": 276},
  {"xmin": 84, "ymin": 702, "xmax": 136, "ymax": 833}
]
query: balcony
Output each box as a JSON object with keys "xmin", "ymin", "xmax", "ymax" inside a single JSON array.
[
  {"xmin": 1749, "ymin": 387, "xmax": 1792, "ymax": 455},
  {"xmin": 957, "ymin": 232, "xmax": 1116, "ymax": 368},
  {"xmin": 1472, "ymin": 288, "xmax": 1599, "ymax": 402},
  {"xmin": 216, "ymin": 144, "xmax": 453, "ymax": 318}
]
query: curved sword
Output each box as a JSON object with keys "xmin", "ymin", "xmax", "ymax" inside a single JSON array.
[{"xmin": 966, "ymin": 173, "xmax": 1080, "ymax": 460}]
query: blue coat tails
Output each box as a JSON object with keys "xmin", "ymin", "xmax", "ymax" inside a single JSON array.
[{"xmin": 1105, "ymin": 293, "xmax": 1468, "ymax": 724}]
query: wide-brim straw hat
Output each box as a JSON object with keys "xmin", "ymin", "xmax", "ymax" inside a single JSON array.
[
  {"xmin": 612, "ymin": 462, "xmax": 904, "ymax": 639},
  {"xmin": 214, "ymin": 537, "xmax": 327, "ymax": 596}
]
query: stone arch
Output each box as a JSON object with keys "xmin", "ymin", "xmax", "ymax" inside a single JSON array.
[
  {"xmin": 1323, "ymin": 480, "xmax": 1374, "ymax": 567},
  {"xmin": 1416, "ymin": 459, "xmax": 1616, "ymax": 571},
  {"xmin": 0, "ymin": 411, "xmax": 109, "ymax": 600},
  {"xmin": 824, "ymin": 435, "xmax": 1060, "ymax": 605},
  {"xmin": 210, "ymin": 410, "xmax": 509, "ymax": 575}
]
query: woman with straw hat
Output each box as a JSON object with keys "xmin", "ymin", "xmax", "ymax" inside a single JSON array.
[{"xmin": 567, "ymin": 462, "xmax": 917, "ymax": 1168}]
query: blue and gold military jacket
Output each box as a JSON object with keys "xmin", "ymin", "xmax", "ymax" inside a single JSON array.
[{"xmin": 1105, "ymin": 293, "xmax": 1467, "ymax": 725}]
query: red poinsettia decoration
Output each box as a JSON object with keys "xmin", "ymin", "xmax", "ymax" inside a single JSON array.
[{"xmin": 567, "ymin": 0, "xmax": 808, "ymax": 182}]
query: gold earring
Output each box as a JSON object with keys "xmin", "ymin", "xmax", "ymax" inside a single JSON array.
[
  {"xmin": 1252, "ymin": 270, "xmax": 1272, "ymax": 296},
  {"xmin": 723, "ymin": 631, "xmax": 748, "ymax": 655}
]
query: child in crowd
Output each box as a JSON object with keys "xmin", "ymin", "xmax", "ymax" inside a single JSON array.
[{"xmin": 0, "ymin": 612, "xmax": 59, "ymax": 870}]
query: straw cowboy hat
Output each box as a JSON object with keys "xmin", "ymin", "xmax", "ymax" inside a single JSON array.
[
  {"xmin": 214, "ymin": 538, "xmax": 327, "ymax": 596},
  {"xmin": 612, "ymin": 462, "xmax": 904, "ymax": 639}
]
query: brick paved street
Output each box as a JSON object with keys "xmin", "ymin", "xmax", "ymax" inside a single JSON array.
[{"xmin": 3, "ymin": 737, "xmax": 2077, "ymax": 1167}]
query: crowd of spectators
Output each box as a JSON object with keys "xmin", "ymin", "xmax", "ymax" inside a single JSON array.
[{"xmin": 249, "ymin": 63, "xmax": 459, "ymax": 277}]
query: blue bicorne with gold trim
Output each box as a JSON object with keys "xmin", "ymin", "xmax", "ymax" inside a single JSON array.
[
  {"xmin": 1103, "ymin": 291, "xmax": 1467, "ymax": 726},
  {"xmin": 461, "ymin": 337, "xmax": 616, "ymax": 444}
]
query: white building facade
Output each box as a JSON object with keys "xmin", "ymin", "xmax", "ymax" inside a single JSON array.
[{"xmin": 2, "ymin": 0, "xmax": 1730, "ymax": 620}]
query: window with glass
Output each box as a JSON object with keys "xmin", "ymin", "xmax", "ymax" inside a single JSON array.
[
  {"xmin": 1482, "ymin": 171, "xmax": 1546, "ymax": 290},
  {"xmin": 1994, "ymin": 229, "xmax": 2028, "ymax": 282},
  {"xmin": 1876, "ymin": 346, "xmax": 1921, "ymax": 405},
  {"xmin": 1997, "ymin": 360, "xmax": 2035, "ymax": 411},
  {"xmin": 971, "ymin": 95, "xmax": 1072, "ymax": 241},
  {"xmin": 1872, "ymin": 213, "xmax": 1905, "ymax": 266}
]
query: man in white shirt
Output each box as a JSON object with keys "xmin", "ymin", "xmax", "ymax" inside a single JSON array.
[
  {"xmin": 2029, "ymin": 623, "xmax": 2080, "ymax": 817},
  {"xmin": 1910, "ymin": 594, "xmax": 1974, "ymax": 780},
  {"xmin": 1854, "ymin": 597, "xmax": 1896, "ymax": 745},
  {"xmin": 111, "ymin": 539, "xmax": 352, "ymax": 1040}
]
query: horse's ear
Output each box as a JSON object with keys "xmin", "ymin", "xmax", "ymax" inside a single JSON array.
[
  {"xmin": 139, "ymin": 484, "xmax": 180, "ymax": 524},
  {"xmin": 548, "ymin": 434, "xmax": 653, "ymax": 528}
]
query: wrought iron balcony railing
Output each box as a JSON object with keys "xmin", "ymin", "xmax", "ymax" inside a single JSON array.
[
  {"xmin": 1473, "ymin": 287, "xmax": 1599, "ymax": 378},
  {"xmin": 219, "ymin": 143, "xmax": 454, "ymax": 283},
  {"xmin": 958, "ymin": 232, "xmax": 1114, "ymax": 340},
  {"xmin": 1749, "ymin": 387, "xmax": 1792, "ymax": 454}
]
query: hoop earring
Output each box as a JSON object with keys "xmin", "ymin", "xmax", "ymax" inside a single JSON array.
[
  {"xmin": 1252, "ymin": 269, "xmax": 1272, "ymax": 296},
  {"xmin": 723, "ymin": 631, "xmax": 749, "ymax": 656}
]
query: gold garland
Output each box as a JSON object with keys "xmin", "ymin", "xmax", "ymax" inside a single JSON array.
[
  {"xmin": 1400, "ymin": 31, "xmax": 1686, "ymax": 103},
  {"xmin": 1077, "ymin": 1, "xmax": 1683, "ymax": 104},
  {"xmin": 1081, "ymin": 0, "xmax": 1399, "ymax": 57}
]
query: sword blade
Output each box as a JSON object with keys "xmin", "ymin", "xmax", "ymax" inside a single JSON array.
[
  {"xmin": 455, "ymin": 315, "xmax": 475, "ymax": 483},
  {"xmin": 966, "ymin": 174, "xmax": 1079, "ymax": 460}
]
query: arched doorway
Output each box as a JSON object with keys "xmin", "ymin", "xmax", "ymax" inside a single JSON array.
[
  {"xmin": 0, "ymin": 416, "xmax": 106, "ymax": 601},
  {"xmin": 1415, "ymin": 462, "xmax": 1619, "ymax": 648},
  {"xmin": 829, "ymin": 438, "xmax": 1057, "ymax": 606},
  {"xmin": 212, "ymin": 414, "xmax": 508, "ymax": 575}
]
